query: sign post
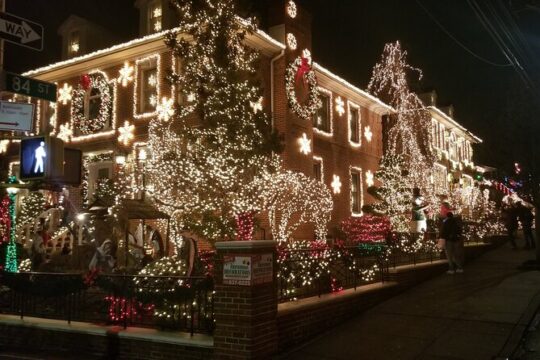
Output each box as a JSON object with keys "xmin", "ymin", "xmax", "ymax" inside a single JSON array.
[
  {"xmin": 1, "ymin": 71, "xmax": 56, "ymax": 102},
  {"xmin": 0, "ymin": 12, "xmax": 43, "ymax": 51},
  {"xmin": 0, "ymin": 100, "xmax": 34, "ymax": 132}
]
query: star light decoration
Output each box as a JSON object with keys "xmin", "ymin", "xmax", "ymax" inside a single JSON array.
[
  {"xmin": 331, "ymin": 175, "xmax": 342, "ymax": 194},
  {"xmin": 365, "ymin": 170, "xmax": 374, "ymax": 187},
  {"xmin": 117, "ymin": 62, "xmax": 134, "ymax": 87},
  {"xmin": 250, "ymin": 96, "xmax": 263, "ymax": 114},
  {"xmin": 298, "ymin": 133, "xmax": 311, "ymax": 155},
  {"xmin": 286, "ymin": 33, "xmax": 297, "ymax": 50},
  {"xmin": 57, "ymin": 123, "xmax": 73, "ymax": 143},
  {"xmin": 335, "ymin": 96, "xmax": 345, "ymax": 116},
  {"xmin": 156, "ymin": 97, "xmax": 174, "ymax": 121},
  {"xmin": 58, "ymin": 83, "xmax": 73, "ymax": 105},
  {"xmin": 118, "ymin": 120, "xmax": 135, "ymax": 146},
  {"xmin": 364, "ymin": 126, "xmax": 373, "ymax": 142}
]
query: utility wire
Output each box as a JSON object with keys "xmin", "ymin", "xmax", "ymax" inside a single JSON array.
[{"xmin": 416, "ymin": 0, "xmax": 512, "ymax": 67}]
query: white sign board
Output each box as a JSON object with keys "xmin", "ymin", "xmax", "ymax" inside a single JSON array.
[
  {"xmin": 0, "ymin": 100, "xmax": 34, "ymax": 132},
  {"xmin": 223, "ymin": 253, "xmax": 273, "ymax": 286}
]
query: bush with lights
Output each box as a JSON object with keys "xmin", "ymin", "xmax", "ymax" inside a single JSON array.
[{"xmin": 18, "ymin": 191, "xmax": 46, "ymax": 228}]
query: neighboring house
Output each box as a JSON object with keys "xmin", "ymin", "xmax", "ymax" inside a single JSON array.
[
  {"xmin": 3, "ymin": 1, "xmax": 400, "ymax": 242},
  {"xmin": 420, "ymin": 90, "xmax": 482, "ymax": 195}
]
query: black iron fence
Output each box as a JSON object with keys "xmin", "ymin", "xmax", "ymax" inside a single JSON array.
[{"xmin": 0, "ymin": 272, "xmax": 214, "ymax": 335}]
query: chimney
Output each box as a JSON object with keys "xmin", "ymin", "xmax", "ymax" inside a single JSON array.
[{"xmin": 267, "ymin": 0, "xmax": 312, "ymax": 59}]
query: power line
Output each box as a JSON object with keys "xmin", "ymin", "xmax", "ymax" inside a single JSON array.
[{"xmin": 416, "ymin": 0, "xmax": 512, "ymax": 67}]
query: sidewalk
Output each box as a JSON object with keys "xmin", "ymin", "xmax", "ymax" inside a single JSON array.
[{"xmin": 283, "ymin": 241, "xmax": 540, "ymax": 360}]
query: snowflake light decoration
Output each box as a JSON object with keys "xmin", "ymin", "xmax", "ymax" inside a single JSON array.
[
  {"xmin": 250, "ymin": 96, "xmax": 263, "ymax": 114},
  {"xmin": 331, "ymin": 175, "xmax": 342, "ymax": 194},
  {"xmin": 157, "ymin": 97, "xmax": 175, "ymax": 121},
  {"xmin": 335, "ymin": 96, "xmax": 345, "ymax": 116},
  {"xmin": 0, "ymin": 140, "xmax": 9, "ymax": 154},
  {"xmin": 286, "ymin": 0, "xmax": 297, "ymax": 18},
  {"xmin": 286, "ymin": 33, "xmax": 297, "ymax": 50},
  {"xmin": 58, "ymin": 83, "xmax": 72, "ymax": 105},
  {"xmin": 298, "ymin": 133, "xmax": 311, "ymax": 155},
  {"xmin": 365, "ymin": 170, "xmax": 374, "ymax": 187},
  {"xmin": 117, "ymin": 62, "xmax": 134, "ymax": 87},
  {"xmin": 364, "ymin": 126, "xmax": 373, "ymax": 142},
  {"xmin": 118, "ymin": 120, "xmax": 135, "ymax": 146},
  {"xmin": 57, "ymin": 123, "xmax": 73, "ymax": 142}
]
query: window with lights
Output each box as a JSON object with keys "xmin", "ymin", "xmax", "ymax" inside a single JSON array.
[
  {"xmin": 313, "ymin": 92, "xmax": 330, "ymax": 133},
  {"xmin": 69, "ymin": 30, "xmax": 80, "ymax": 57},
  {"xmin": 148, "ymin": 1, "xmax": 163, "ymax": 33},
  {"xmin": 349, "ymin": 106, "xmax": 360, "ymax": 144},
  {"xmin": 313, "ymin": 158, "xmax": 323, "ymax": 182},
  {"xmin": 350, "ymin": 170, "xmax": 362, "ymax": 214},
  {"xmin": 139, "ymin": 60, "xmax": 158, "ymax": 113}
]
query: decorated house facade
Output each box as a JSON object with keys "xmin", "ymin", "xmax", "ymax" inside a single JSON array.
[
  {"xmin": 421, "ymin": 91, "xmax": 483, "ymax": 196},
  {"xmin": 2, "ymin": 0, "xmax": 391, "ymax": 243}
]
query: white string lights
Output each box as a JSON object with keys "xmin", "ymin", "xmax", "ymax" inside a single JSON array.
[
  {"xmin": 118, "ymin": 120, "xmax": 135, "ymax": 146},
  {"xmin": 57, "ymin": 123, "xmax": 73, "ymax": 143},
  {"xmin": 134, "ymin": 54, "xmax": 161, "ymax": 120},
  {"xmin": 365, "ymin": 170, "xmax": 374, "ymax": 187},
  {"xmin": 286, "ymin": 33, "xmax": 297, "ymax": 51},
  {"xmin": 156, "ymin": 97, "xmax": 174, "ymax": 121},
  {"xmin": 117, "ymin": 62, "xmax": 134, "ymax": 87},
  {"xmin": 335, "ymin": 96, "xmax": 345, "ymax": 117},
  {"xmin": 331, "ymin": 175, "xmax": 342, "ymax": 194},
  {"xmin": 58, "ymin": 83, "xmax": 72, "ymax": 105},
  {"xmin": 298, "ymin": 133, "xmax": 311, "ymax": 155},
  {"xmin": 286, "ymin": 0, "xmax": 297, "ymax": 18},
  {"xmin": 364, "ymin": 126, "xmax": 373, "ymax": 142}
]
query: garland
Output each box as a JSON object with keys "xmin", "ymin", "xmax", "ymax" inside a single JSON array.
[
  {"xmin": 72, "ymin": 72, "xmax": 112, "ymax": 135},
  {"xmin": 285, "ymin": 54, "xmax": 321, "ymax": 120}
]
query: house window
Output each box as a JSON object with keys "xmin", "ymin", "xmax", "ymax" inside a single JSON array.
[
  {"xmin": 69, "ymin": 31, "xmax": 80, "ymax": 56},
  {"xmin": 149, "ymin": 1, "xmax": 162, "ymax": 33},
  {"xmin": 313, "ymin": 157, "xmax": 323, "ymax": 182},
  {"xmin": 86, "ymin": 87, "xmax": 102, "ymax": 121},
  {"xmin": 351, "ymin": 170, "xmax": 362, "ymax": 214},
  {"xmin": 433, "ymin": 164, "xmax": 448, "ymax": 194},
  {"xmin": 88, "ymin": 161, "xmax": 113, "ymax": 202},
  {"xmin": 313, "ymin": 91, "xmax": 331, "ymax": 133},
  {"xmin": 142, "ymin": 67, "xmax": 158, "ymax": 112},
  {"xmin": 349, "ymin": 106, "xmax": 360, "ymax": 144}
]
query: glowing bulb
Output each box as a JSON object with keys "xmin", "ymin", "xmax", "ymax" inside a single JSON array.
[
  {"xmin": 298, "ymin": 133, "xmax": 311, "ymax": 155},
  {"xmin": 331, "ymin": 175, "xmax": 342, "ymax": 194}
]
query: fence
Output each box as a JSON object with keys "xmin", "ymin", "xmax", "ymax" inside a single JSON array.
[
  {"xmin": 0, "ymin": 272, "xmax": 214, "ymax": 335},
  {"xmin": 277, "ymin": 243, "xmax": 388, "ymax": 302}
]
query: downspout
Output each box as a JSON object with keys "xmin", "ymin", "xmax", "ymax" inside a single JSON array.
[{"xmin": 270, "ymin": 49, "xmax": 285, "ymax": 128}]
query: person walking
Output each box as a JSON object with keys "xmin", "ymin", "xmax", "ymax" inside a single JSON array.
[
  {"xmin": 503, "ymin": 206, "xmax": 519, "ymax": 249},
  {"xmin": 441, "ymin": 212, "xmax": 464, "ymax": 274},
  {"xmin": 517, "ymin": 202, "xmax": 536, "ymax": 249}
]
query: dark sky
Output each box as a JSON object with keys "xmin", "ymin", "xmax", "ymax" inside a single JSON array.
[{"xmin": 5, "ymin": 0, "xmax": 540, "ymax": 175}]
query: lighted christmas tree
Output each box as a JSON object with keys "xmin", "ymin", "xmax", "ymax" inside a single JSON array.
[
  {"xmin": 362, "ymin": 155, "xmax": 411, "ymax": 233},
  {"xmin": 368, "ymin": 41, "xmax": 435, "ymax": 190},
  {"xmin": 146, "ymin": 0, "xmax": 281, "ymax": 241},
  {"xmin": 94, "ymin": 178, "xmax": 118, "ymax": 207},
  {"xmin": 19, "ymin": 191, "xmax": 46, "ymax": 228},
  {"xmin": 0, "ymin": 197, "xmax": 10, "ymax": 244}
]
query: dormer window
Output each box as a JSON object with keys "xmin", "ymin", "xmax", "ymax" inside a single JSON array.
[
  {"xmin": 149, "ymin": 1, "xmax": 162, "ymax": 33},
  {"xmin": 69, "ymin": 31, "xmax": 80, "ymax": 56}
]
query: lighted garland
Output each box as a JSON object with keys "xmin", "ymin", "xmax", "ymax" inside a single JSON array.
[
  {"xmin": 285, "ymin": 55, "xmax": 322, "ymax": 120},
  {"xmin": 5, "ymin": 176, "xmax": 18, "ymax": 273},
  {"xmin": 72, "ymin": 72, "xmax": 112, "ymax": 135},
  {"xmin": 0, "ymin": 197, "xmax": 10, "ymax": 244}
]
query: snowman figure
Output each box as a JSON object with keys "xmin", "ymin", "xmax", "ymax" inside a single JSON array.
[{"xmin": 411, "ymin": 188, "xmax": 428, "ymax": 233}]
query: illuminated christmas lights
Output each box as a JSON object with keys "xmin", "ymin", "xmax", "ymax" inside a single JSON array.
[
  {"xmin": 286, "ymin": 33, "xmax": 297, "ymax": 51},
  {"xmin": 335, "ymin": 96, "xmax": 345, "ymax": 117},
  {"xmin": 134, "ymin": 54, "xmax": 161, "ymax": 120},
  {"xmin": 156, "ymin": 97, "xmax": 174, "ymax": 121},
  {"xmin": 0, "ymin": 140, "xmax": 9, "ymax": 154},
  {"xmin": 286, "ymin": 0, "xmax": 297, "ymax": 18},
  {"xmin": 285, "ymin": 54, "xmax": 321, "ymax": 120},
  {"xmin": 118, "ymin": 120, "xmax": 135, "ymax": 146},
  {"xmin": 298, "ymin": 133, "xmax": 311, "ymax": 155},
  {"xmin": 72, "ymin": 71, "xmax": 113, "ymax": 135},
  {"xmin": 365, "ymin": 170, "xmax": 374, "ymax": 187},
  {"xmin": 58, "ymin": 83, "xmax": 73, "ymax": 105},
  {"xmin": 57, "ymin": 123, "xmax": 73, "ymax": 143},
  {"xmin": 331, "ymin": 175, "xmax": 342, "ymax": 194},
  {"xmin": 364, "ymin": 126, "xmax": 373, "ymax": 142},
  {"xmin": 117, "ymin": 62, "xmax": 134, "ymax": 87}
]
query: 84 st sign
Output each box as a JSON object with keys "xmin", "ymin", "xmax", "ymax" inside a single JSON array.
[{"xmin": 0, "ymin": 12, "xmax": 43, "ymax": 51}]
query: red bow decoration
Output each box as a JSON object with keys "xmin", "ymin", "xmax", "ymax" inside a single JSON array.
[
  {"xmin": 80, "ymin": 74, "xmax": 91, "ymax": 90},
  {"xmin": 295, "ymin": 56, "xmax": 311, "ymax": 86}
]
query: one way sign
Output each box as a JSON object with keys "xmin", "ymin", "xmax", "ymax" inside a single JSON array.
[{"xmin": 0, "ymin": 12, "xmax": 43, "ymax": 51}]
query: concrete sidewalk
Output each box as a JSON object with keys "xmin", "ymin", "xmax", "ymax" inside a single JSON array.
[{"xmin": 283, "ymin": 241, "xmax": 540, "ymax": 360}]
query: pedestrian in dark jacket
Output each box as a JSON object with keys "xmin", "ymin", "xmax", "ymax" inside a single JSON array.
[
  {"xmin": 517, "ymin": 202, "xmax": 536, "ymax": 249},
  {"xmin": 441, "ymin": 212, "xmax": 463, "ymax": 274},
  {"xmin": 502, "ymin": 206, "xmax": 519, "ymax": 249}
]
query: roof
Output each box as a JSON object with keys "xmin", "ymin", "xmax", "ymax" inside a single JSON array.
[
  {"xmin": 428, "ymin": 106, "xmax": 482, "ymax": 144},
  {"xmin": 122, "ymin": 199, "xmax": 170, "ymax": 219}
]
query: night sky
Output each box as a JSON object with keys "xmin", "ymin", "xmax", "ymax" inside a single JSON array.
[{"xmin": 4, "ymin": 0, "xmax": 540, "ymax": 176}]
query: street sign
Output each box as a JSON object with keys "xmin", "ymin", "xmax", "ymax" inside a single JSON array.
[
  {"xmin": 0, "ymin": 12, "xmax": 43, "ymax": 51},
  {"xmin": 0, "ymin": 100, "xmax": 34, "ymax": 132},
  {"xmin": 2, "ymin": 72, "xmax": 56, "ymax": 102}
]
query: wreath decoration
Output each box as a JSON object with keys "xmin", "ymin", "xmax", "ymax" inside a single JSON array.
[
  {"xmin": 285, "ymin": 53, "xmax": 321, "ymax": 120},
  {"xmin": 72, "ymin": 72, "xmax": 112, "ymax": 135}
]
